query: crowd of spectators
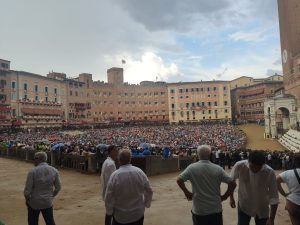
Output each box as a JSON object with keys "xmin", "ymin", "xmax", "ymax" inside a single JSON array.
[
  {"xmin": 1, "ymin": 122, "xmax": 298, "ymax": 171},
  {"xmin": 210, "ymin": 149, "xmax": 297, "ymax": 171},
  {"xmin": 0, "ymin": 123, "xmax": 246, "ymax": 156}
]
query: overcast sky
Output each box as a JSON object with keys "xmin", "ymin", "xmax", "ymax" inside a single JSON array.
[{"xmin": 0, "ymin": 0, "xmax": 282, "ymax": 84}]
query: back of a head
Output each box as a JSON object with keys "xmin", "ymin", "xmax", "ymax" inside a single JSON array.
[
  {"xmin": 294, "ymin": 153, "xmax": 300, "ymax": 168},
  {"xmin": 119, "ymin": 149, "xmax": 132, "ymax": 165},
  {"xmin": 248, "ymin": 150, "xmax": 265, "ymax": 166},
  {"xmin": 197, "ymin": 145, "xmax": 211, "ymax": 160},
  {"xmin": 34, "ymin": 151, "xmax": 48, "ymax": 162}
]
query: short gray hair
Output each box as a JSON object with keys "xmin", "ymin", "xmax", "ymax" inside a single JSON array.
[
  {"xmin": 118, "ymin": 149, "xmax": 132, "ymax": 165},
  {"xmin": 34, "ymin": 152, "xmax": 48, "ymax": 162},
  {"xmin": 197, "ymin": 145, "xmax": 211, "ymax": 160}
]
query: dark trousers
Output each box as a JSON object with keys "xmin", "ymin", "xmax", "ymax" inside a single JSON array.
[
  {"xmin": 238, "ymin": 205, "xmax": 267, "ymax": 225},
  {"xmin": 191, "ymin": 211, "xmax": 223, "ymax": 225},
  {"xmin": 27, "ymin": 205, "xmax": 56, "ymax": 225},
  {"xmin": 285, "ymin": 199, "xmax": 300, "ymax": 225},
  {"xmin": 113, "ymin": 216, "xmax": 144, "ymax": 225}
]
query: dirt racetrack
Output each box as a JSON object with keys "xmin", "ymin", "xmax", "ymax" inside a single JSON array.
[
  {"xmin": 239, "ymin": 124, "xmax": 286, "ymax": 151},
  {"xmin": 0, "ymin": 124, "xmax": 291, "ymax": 225}
]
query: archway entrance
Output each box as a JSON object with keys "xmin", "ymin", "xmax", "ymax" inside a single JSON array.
[
  {"xmin": 275, "ymin": 107, "xmax": 290, "ymax": 135},
  {"xmin": 264, "ymin": 94, "xmax": 297, "ymax": 139}
]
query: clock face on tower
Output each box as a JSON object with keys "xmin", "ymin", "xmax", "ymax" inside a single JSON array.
[{"xmin": 282, "ymin": 49, "xmax": 288, "ymax": 64}]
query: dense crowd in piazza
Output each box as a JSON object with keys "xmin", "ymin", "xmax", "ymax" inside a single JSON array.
[
  {"xmin": 0, "ymin": 122, "xmax": 244, "ymax": 151},
  {"xmin": 0, "ymin": 121, "xmax": 297, "ymax": 171}
]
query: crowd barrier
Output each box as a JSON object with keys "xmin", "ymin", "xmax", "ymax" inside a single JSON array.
[
  {"xmin": 179, "ymin": 156, "xmax": 195, "ymax": 170},
  {"xmin": 0, "ymin": 147, "xmax": 190, "ymax": 176}
]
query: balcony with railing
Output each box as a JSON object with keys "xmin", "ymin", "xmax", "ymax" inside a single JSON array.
[
  {"xmin": 19, "ymin": 99, "xmax": 62, "ymax": 107},
  {"xmin": 21, "ymin": 108, "xmax": 63, "ymax": 116},
  {"xmin": 22, "ymin": 114, "xmax": 62, "ymax": 120},
  {"xmin": 69, "ymin": 102, "xmax": 91, "ymax": 111}
]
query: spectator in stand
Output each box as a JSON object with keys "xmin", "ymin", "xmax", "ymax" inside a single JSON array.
[
  {"xmin": 163, "ymin": 147, "xmax": 170, "ymax": 159},
  {"xmin": 215, "ymin": 148, "xmax": 220, "ymax": 165},
  {"xmin": 142, "ymin": 148, "xmax": 151, "ymax": 156},
  {"xmin": 276, "ymin": 154, "xmax": 300, "ymax": 225},
  {"xmin": 267, "ymin": 152, "xmax": 272, "ymax": 167},
  {"xmin": 225, "ymin": 151, "xmax": 232, "ymax": 169},
  {"xmin": 219, "ymin": 150, "xmax": 226, "ymax": 169}
]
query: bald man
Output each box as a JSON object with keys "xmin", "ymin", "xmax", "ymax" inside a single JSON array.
[{"xmin": 104, "ymin": 149, "xmax": 153, "ymax": 225}]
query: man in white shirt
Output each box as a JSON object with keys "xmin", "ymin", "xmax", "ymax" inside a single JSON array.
[
  {"xmin": 277, "ymin": 154, "xmax": 300, "ymax": 225},
  {"xmin": 230, "ymin": 150, "xmax": 279, "ymax": 225},
  {"xmin": 105, "ymin": 149, "xmax": 153, "ymax": 225},
  {"xmin": 100, "ymin": 145, "xmax": 118, "ymax": 225},
  {"xmin": 24, "ymin": 151, "xmax": 61, "ymax": 225}
]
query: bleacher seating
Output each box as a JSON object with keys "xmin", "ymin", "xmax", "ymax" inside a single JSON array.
[{"xmin": 279, "ymin": 129, "xmax": 300, "ymax": 153}]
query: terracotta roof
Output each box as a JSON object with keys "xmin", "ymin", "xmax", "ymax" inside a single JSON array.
[{"xmin": 21, "ymin": 108, "xmax": 63, "ymax": 115}]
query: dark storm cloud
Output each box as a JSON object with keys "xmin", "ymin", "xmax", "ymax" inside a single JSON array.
[
  {"xmin": 114, "ymin": 0, "xmax": 278, "ymax": 32},
  {"xmin": 115, "ymin": 0, "xmax": 231, "ymax": 31},
  {"xmin": 0, "ymin": 0, "xmax": 280, "ymax": 82}
]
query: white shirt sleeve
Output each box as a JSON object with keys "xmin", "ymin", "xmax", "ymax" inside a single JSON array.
[
  {"xmin": 221, "ymin": 169, "xmax": 234, "ymax": 184},
  {"xmin": 104, "ymin": 173, "xmax": 116, "ymax": 215},
  {"xmin": 268, "ymin": 170, "xmax": 279, "ymax": 205},
  {"xmin": 230, "ymin": 161, "xmax": 241, "ymax": 180},
  {"xmin": 53, "ymin": 172, "xmax": 62, "ymax": 196},
  {"xmin": 279, "ymin": 171, "xmax": 288, "ymax": 183},
  {"xmin": 101, "ymin": 162, "xmax": 116, "ymax": 200},
  {"xmin": 105, "ymin": 164, "xmax": 116, "ymax": 182},
  {"xmin": 143, "ymin": 173, "xmax": 153, "ymax": 208},
  {"xmin": 24, "ymin": 170, "xmax": 34, "ymax": 199}
]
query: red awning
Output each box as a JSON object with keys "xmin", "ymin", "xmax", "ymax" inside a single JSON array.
[
  {"xmin": 12, "ymin": 120, "xmax": 22, "ymax": 126},
  {"xmin": 0, "ymin": 106, "xmax": 11, "ymax": 111}
]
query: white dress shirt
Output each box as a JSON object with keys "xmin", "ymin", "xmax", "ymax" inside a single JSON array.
[
  {"xmin": 100, "ymin": 157, "xmax": 116, "ymax": 200},
  {"xmin": 24, "ymin": 162, "xmax": 61, "ymax": 210},
  {"xmin": 231, "ymin": 160, "xmax": 279, "ymax": 219},
  {"xmin": 105, "ymin": 164, "xmax": 153, "ymax": 224}
]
